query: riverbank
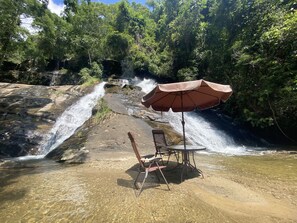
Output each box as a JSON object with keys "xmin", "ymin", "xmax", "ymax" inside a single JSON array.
[
  {"xmin": 0, "ymin": 84, "xmax": 297, "ymax": 222},
  {"xmin": 81, "ymin": 91, "xmax": 297, "ymax": 222}
]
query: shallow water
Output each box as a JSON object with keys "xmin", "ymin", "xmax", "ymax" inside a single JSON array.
[
  {"xmin": 1, "ymin": 152, "xmax": 296, "ymax": 223},
  {"xmin": 199, "ymin": 152, "xmax": 297, "ymax": 207},
  {"xmin": 0, "ymin": 160, "xmax": 94, "ymax": 222}
]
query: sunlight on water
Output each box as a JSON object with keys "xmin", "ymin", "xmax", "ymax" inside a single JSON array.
[
  {"xmin": 0, "ymin": 154, "xmax": 296, "ymax": 222},
  {"xmin": 13, "ymin": 154, "xmax": 46, "ymax": 161},
  {"xmin": 0, "ymin": 166, "xmax": 91, "ymax": 222}
]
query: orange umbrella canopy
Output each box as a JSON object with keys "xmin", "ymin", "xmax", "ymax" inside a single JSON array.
[{"xmin": 141, "ymin": 79, "xmax": 233, "ymax": 112}]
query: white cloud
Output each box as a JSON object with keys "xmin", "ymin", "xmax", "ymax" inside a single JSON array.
[
  {"xmin": 20, "ymin": 1, "xmax": 64, "ymax": 36},
  {"xmin": 20, "ymin": 15, "xmax": 34, "ymax": 32},
  {"xmin": 48, "ymin": 0, "xmax": 65, "ymax": 16},
  {"xmin": 20, "ymin": 14, "xmax": 41, "ymax": 35}
]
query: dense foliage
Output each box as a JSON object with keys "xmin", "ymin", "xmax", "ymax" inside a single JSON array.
[{"xmin": 0, "ymin": 0, "xmax": 296, "ymax": 142}]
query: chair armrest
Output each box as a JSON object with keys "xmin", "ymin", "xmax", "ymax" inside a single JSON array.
[
  {"xmin": 141, "ymin": 156, "xmax": 162, "ymax": 163},
  {"xmin": 141, "ymin": 154, "xmax": 155, "ymax": 159}
]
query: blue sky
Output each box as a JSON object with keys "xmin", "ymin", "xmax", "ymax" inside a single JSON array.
[
  {"xmin": 49, "ymin": 0, "xmax": 148, "ymax": 15},
  {"xmin": 53, "ymin": 0, "xmax": 147, "ymax": 5}
]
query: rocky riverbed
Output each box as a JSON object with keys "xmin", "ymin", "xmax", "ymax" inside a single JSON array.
[
  {"xmin": 0, "ymin": 82, "xmax": 296, "ymax": 222},
  {"xmin": 0, "ymin": 82, "xmax": 93, "ymax": 158}
]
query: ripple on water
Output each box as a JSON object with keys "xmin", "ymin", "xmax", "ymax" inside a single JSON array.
[{"xmin": 0, "ymin": 165, "xmax": 93, "ymax": 222}]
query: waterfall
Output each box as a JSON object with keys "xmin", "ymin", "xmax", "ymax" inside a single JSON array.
[
  {"xmin": 136, "ymin": 78, "xmax": 264, "ymax": 155},
  {"xmin": 134, "ymin": 77, "xmax": 157, "ymax": 93},
  {"xmin": 38, "ymin": 82, "xmax": 106, "ymax": 156},
  {"xmin": 164, "ymin": 112, "xmax": 249, "ymax": 155},
  {"xmin": 50, "ymin": 70, "xmax": 60, "ymax": 86}
]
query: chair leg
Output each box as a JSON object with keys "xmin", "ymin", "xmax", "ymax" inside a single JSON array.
[
  {"xmin": 160, "ymin": 156, "xmax": 166, "ymax": 166},
  {"xmin": 166, "ymin": 154, "xmax": 171, "ymax": 164},
  {"xmin": 158, "ymin": 169, "xmax": 170, "ymax": 191},
  {"xmin": 137, "ymin": 170, "xmax": 149, "ymax": 197},
  {"xmin": 175, "ymin": 152, "xmax": 180, "ymax": 163},
  {"xmin": 134, "ymin": 171, "xmax": 141, "ymax": 189},
  {"xmin": 156, "ymin": 151, "xmax": 166, "ymax": 166},
  {"xmin": 155, "ymin": 163, "xmax": 170, "ymax": 191}
]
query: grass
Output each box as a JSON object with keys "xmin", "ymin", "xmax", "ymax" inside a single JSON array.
[{"xmin": 93, "ymin": 99, "xmax": 112, "ymax": 124}]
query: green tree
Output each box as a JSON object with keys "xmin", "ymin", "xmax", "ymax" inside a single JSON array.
[
  {"xmin": 115, "ymin": 1, "xmax": 131, "ymax": 32},
  {"xmin": 63, "ymin": 0, "xmax": 78, "ymax": 20},
  {"xmin": 33, "ymin": 10, "xmax": 71, "ymax": 69},
  {"xmin": 105, "ymin": 31, "xmax": 131, "ymax": 61},
  {"xmin": 0, "ymin": 0, "xmax": 37, "ymax": 66},
  {"xmin": 201, "ymin": 0, "xmax": 297, "ymax": 140},
  {"xmin": 69, "ymin": 2, "xmax": 112, "ymax": 66}
]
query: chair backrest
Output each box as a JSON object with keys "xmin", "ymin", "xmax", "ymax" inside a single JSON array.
[
  {"xmin": 128, "ymin": 132, "xmax": 144, "ymax": 168},
  {"xmin": 152, "ymin": 129, "xmax": 168, "ymax": 153}
]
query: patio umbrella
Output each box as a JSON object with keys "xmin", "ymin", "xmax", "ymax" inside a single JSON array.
[{"xmin": 141, "ymin": 79, "xmax": 233, "ymax": 150}]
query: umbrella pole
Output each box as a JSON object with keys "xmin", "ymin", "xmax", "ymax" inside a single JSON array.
[
  {"xmin": 181, "ymin": 111, "xmax": 186, "ymax": 150},
  {"xmin": 180, "ymin": 92, "xmax": 186, "ymax": 150},
  {"xmin": 180, "ymin": 92, "xmax": 187, "ymax": 167}
]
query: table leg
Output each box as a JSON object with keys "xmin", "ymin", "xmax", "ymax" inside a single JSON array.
[{"xmin": 180, "ymin": 151, "xmax": 204, "ymax": 181}]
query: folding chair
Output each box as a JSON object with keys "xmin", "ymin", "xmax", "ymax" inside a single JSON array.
[
  {"xmin": 152, "ymin": 129, "xmax": 179, "ymax": 164},
  {"xmin": 127, "ymin": 132, "xmax": 170, "ymax": 196}
]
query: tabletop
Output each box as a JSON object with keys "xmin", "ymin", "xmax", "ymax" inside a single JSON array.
[{"xmin": 167, "ymin": 144, "xmax": 206, "ymax": 151}]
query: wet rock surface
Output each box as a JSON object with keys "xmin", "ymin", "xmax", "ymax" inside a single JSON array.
[
  {"xmin": 0, "ymin": 80, "xmax": 150, "ymax": 162},
  {"xmin": 0, "ymin": 83, "xmax": 92, "ymax": 158}
]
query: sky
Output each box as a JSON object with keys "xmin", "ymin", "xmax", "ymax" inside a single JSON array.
[
  {"xmin": 50, "ymin": 0, "xmax": 147, "ymax": 15},
  {"xmin": 53, "ymin": 0, "xmax": 147, "ymax": 3}
]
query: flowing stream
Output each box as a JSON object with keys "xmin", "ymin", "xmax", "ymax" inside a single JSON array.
[{"xmin": 37, "ymin": 82, "xmax": 106, "ymax": 156}]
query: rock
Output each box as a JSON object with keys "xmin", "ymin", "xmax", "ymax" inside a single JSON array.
[
  {"xmin": 0, "ymin": 83, "xmax": 89, "ymax": 158},
  {"xmin": 0, "ymin": 159, "xmax": 30, "ymax": 169},
  {"xmin": 59, "ymin": 147, "xmax": 89, "ymax": 164}
]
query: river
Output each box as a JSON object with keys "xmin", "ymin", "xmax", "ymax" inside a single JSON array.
[
  {"xmin": 0, "ymin": 78, "xmax": 296, "ymax": 222},
  {"xmin": 1, "ymin": 149, "xmax": 296, "ymax": 222}
]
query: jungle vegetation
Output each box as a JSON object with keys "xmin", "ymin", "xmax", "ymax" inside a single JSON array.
[{"xmin": 0, "ymin": 0, "xmax": 296, "ymax": 142}]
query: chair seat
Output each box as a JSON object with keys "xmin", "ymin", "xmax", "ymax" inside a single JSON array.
[{"xmin": 147, "ymin": 165, "xmax": 167, "ymax": 172}]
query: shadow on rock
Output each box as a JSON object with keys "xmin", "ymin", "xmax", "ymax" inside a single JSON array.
[{"xmin": 118, "ymin": 161, "xmax": 202, "ymax": 194}]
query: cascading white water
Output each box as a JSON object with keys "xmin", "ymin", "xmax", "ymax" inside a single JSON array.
[
  {"xmin": 164, "ymin": 112, "xmax": 249, "ymax": 155},
  {"xmin": 134, "ymin": 77, "xmax": 157, "ymax": 93},
  {"xmin": 38, "ymin": 82, "xmax": 106, "ymax": 156},
  {"xmin": 136, "ymin": 78, "xmax": 254, "ymax": 155}
]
